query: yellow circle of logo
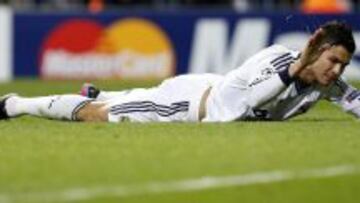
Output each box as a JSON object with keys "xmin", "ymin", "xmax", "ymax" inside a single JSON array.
[{"xmin": 95, "ymin": 18, "xmax": 175, "ymax": 78}]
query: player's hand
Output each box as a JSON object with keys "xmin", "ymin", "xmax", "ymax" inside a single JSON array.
[{"xmin": 289, "ymin": 28, "xmax": 326, "ymax": 77}]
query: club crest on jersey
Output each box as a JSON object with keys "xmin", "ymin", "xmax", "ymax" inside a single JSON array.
[{"xmin": 249, "ymin": 67, "xmax": 274, "ymax": 87}]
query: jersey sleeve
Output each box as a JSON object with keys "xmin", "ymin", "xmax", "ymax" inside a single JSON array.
[
  {"xmin": 245, "ymin": 47, "xmax": 298, "ymax": 108},
  {"xmin": 204, "ymin": 45, "xmax": 298, "ymax": 122},
  {"xmin": 324, "ymin": 79, "xmax": 360, "ymax": 117},
  {"xmin": 246, "ymin": 67, "xmax": 291, "ymax": 108},
  {"xmin": 206, "ymin": 69, "xmax": 290, "ymax": 122}
]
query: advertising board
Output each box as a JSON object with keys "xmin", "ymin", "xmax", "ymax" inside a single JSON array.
[
  {"xmin": 13, "ymin": 10, "xmax": 360, "ymax": 80},
  {"xmin": 0, "ymin": 6, "xmax": 12, "ymax": 83}
]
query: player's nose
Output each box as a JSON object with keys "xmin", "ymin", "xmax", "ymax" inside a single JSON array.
[{"xmin": 332, "ymin": 64, "xmax": 342, "ymax": 77}]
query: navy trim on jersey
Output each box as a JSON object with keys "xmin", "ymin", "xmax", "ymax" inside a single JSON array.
[
  {"xmin": 335, "ymin": 79, "xmax": 348, "ymax": 93},
  {"xmin": 278, "ymin": 66, "xmax": 293, "ymax": 86},
  {"xmin": 346, "ymin": 90, "xmax": 360, "ymax": 102},
  {"xmin": 271, "ymin": 52, "xmax": 301, "ymax": 71},
  {"xmin": 271, "ymin": 53, "xmax": 296, "ymax": 71},
  {"xmin": 272, "ymin": 55, "xmax": 294, "ymax": 67},
  {"xmin": 270, "ymin": 53, "xmax": 291, "ymax": 64},
  {"xmin": 294, "ymin": 80, "xmax": 310, "ymax": 93},
  {"xmin": 110, "ymin": 101, "xmax": 189, "ymax": 117},
  {"xmin": 275, "ymin": 60, "xmax": 296, "ymax": 71}
]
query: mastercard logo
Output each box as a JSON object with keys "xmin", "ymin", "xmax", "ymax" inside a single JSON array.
[{"xmin": 40, "ymin": 18, "xmax": 175, "ymax": 79}]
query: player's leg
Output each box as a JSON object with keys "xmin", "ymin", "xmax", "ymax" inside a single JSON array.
[
  {"xmin": 80, "ymin": 83, "xmax": 132, "ymax": 101},
  {"xmin": 0, "ymin": 93, "xmax": 102, "ymax": 121}
]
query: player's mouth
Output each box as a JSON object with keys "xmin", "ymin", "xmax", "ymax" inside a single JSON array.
[{"xmin": 321, "ymin": 75, "xmax": 336, "ymax": 85}]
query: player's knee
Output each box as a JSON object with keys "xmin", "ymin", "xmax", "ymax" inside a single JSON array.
[{"xmin": 76, "ymin": 102, "xmax": 108, "ymax": 122}]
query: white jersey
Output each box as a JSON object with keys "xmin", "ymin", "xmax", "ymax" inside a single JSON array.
[{"xmin": 204, "ymin": 45, "xmax": 360, "ymax": 122}]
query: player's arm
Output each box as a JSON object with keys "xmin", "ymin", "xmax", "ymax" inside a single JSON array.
[
  {"xmin": 248, "ymin": 29, "xmax": 326, "ymax": 108},
  {"xmin": 288, "ymin": 28, "xmax": 326, "ymax": 77},
  {"xmin": 246, "ymin": 69, "xmax": 289, "ymax": 108},
  {"xmin": 326, "ymin": 79, "xmax": 360, "ymax": 117}
]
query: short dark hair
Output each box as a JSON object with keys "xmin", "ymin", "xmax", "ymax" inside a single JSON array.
[{"xmin": 320, "ymin": 21, "xmax": 356, "ymax": 54}]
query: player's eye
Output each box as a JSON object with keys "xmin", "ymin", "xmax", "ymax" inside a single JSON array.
[{"xmin": 329, "ymin": 57, "xmax": 338, "ymax": 64}]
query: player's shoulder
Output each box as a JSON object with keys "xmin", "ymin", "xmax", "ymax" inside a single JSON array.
[
  {"xmin": 247, "ymin": 44, "xmax": 300, "ymax": 70},
  {"xmin": 263, "ymin": 44, "xmax": 299, "ymax": 57}
]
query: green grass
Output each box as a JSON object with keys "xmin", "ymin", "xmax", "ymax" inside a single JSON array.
[{"xmin": 1, "ymin": 79, "xmax": 360, "ymax": 203}]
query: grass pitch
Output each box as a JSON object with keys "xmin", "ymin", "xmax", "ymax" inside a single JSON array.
[{"xmin": 1, "ymin": 79, "xmax": 360, "ymax": 203}]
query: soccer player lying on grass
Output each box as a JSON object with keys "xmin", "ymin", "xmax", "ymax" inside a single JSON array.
[{"xmin": 1, "ymin": 21, "xmax": 360, "ymax": 122}]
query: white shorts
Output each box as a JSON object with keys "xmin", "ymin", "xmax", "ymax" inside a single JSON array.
[{"xmin": 105, "ymin": 74, "xmax": 223, "ymax": 123}]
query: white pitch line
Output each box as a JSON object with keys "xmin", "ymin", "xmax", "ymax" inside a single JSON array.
[{"xmin": 1, "ymin": 164, "xmax": 359, "ymax": 203}]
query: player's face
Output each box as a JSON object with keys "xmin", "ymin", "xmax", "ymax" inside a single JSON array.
[{"xmin": 309, "ymin": 45, "xmax": 352, "ymax": 86}]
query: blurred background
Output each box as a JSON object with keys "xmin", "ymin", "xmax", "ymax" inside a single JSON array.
[
  {"xmin": 1, "ymin": 0, "xmax": 360, "ymax": 83},
  {"xmin": 0, "ymin": 0, "xmax": 359, "ymax": 13}
]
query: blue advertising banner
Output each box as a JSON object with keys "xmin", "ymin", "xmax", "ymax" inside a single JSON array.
[{"xmin": 13, "ymin": 10, "xmax": 360, "ymax": 80}]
